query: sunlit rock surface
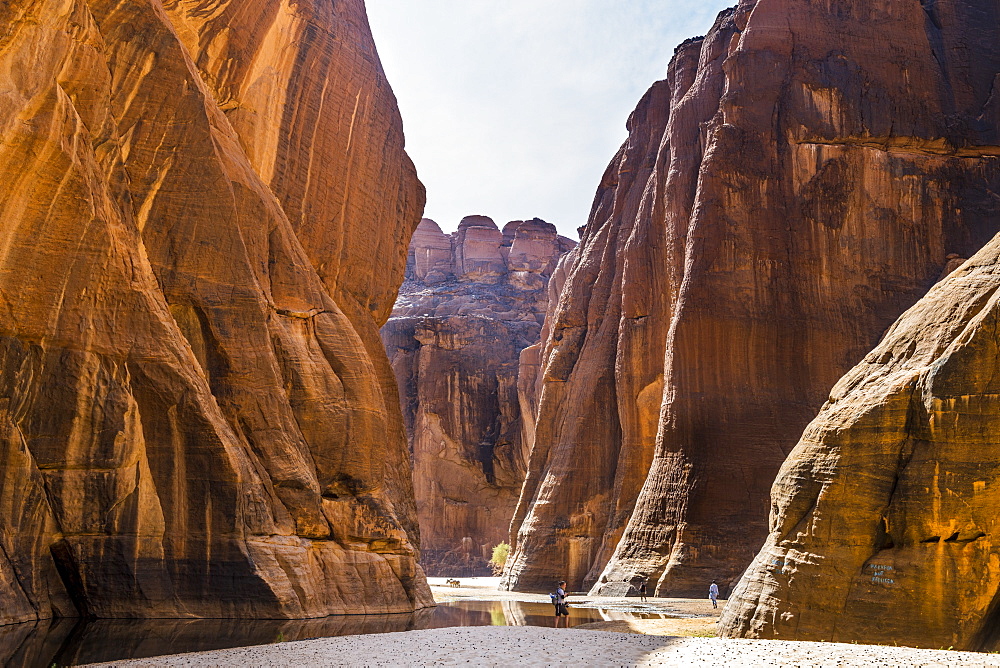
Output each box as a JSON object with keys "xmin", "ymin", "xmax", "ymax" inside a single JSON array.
[
  {"xmin": 502, "ymin": 0, "xmax": 1000, "ymax": 596},
  {"xmin": 0, "ymin": 0, "xmax": 431, "ymax": 624},
  {"xmin": 383, "ymin": 218, "xmax": 574, "ymax": 575},
  {"xmin": 720, "ymin": 235, "xmax": 1000, "ymax": 650}
]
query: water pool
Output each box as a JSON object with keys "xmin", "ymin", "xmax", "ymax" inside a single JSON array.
[{"xmin": 3, "ymin": 600, "xmax": 671, "ymax": 666}]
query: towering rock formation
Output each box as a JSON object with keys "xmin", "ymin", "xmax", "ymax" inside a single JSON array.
[
  {"xmin": 720, "ymin": 236, "xmax": 1000, "ymax": 651},
  {"xmin": 383, "ymin": 217, "xmax": 574, "ymax": 575},
  {"xmin": 0, "ymin": 0, "xmax": 431, "ymax": 625},
  {"xmin": 502, "ymin": 0, "xmax": 1000, "ymax": 596}
]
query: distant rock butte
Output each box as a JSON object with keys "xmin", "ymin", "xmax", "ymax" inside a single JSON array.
[
  {"xmin": 0, "ymin": 0, "xmax": 431, "ymax": 624},
  {"xmin": 720, "ymin": 235, "xmax": 1000, "ymax": 650},
  {"xmin": 501, "ymin": 0, "xmax": 1000, "ymax": 598},
  {"xmin": 383, "ymin": 217, "xmax": 574, "ymax": 575}
]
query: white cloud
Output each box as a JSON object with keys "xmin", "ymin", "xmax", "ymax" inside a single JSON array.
[{"xmin": 366, "ymin": 0, "xmax": 733, "ymax": 238}]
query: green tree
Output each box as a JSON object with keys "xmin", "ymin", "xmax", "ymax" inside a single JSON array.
[{"xmin": 489, "ymin": 542, "xmax": 510, "ymax": 575}]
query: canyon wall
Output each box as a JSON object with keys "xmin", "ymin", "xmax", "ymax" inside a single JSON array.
[
  {"xmin": 719, "ymin": 234, "xmax": 1000, "ymax": 650},
  {"xmin": 383, "ymin": 217, "xmax": 574, "ymax": 575},
  {"xmin": 0, "ymin": 0, "xmax": 431, "ymax": 624},
  {"xmin": 502, "ymin": 0, "xmax": 1000, "ymax": 596}
]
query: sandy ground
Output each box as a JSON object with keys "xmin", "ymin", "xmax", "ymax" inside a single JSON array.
[
  {"xmin": 90, "ymin": 625, "xmax": 1000, "ymax": 667},
  {"xmin": 573, "ymin": 617, "xmax": 717, "ymax": 636}
]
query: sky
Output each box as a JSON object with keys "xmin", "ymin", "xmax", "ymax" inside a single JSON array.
[{"xmin": 366, "ymin": 1, "xmax": 733, "ymax": 239}]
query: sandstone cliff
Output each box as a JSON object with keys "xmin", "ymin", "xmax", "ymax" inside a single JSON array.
[
  {"xmin": 383, "ymin": 217, "xmax": 573, "ymax": 575},
  {"xmin": 502, "ymin": 0, "xmax": 1000, "ymax": 596},
  {"xmin": 719, "ymin": 234, "xmax": 1000, "ymax": 650},
  {"xmin": 0, "ymin": 0, "xmax": 430, "ymax": 624}
]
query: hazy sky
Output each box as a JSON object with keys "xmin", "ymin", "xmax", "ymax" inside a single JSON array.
[{"xmin": 366, "ymin": 1, "xmax": 732, "ymax": 239}]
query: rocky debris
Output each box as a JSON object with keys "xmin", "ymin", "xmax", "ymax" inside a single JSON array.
[
  {"xmin": 501, "ymin": 0, "xmax": 1000, "ymax": 597},
  {"xmin": 0, "ymin": 0, "xmax": 431, "ymax": 624},
  {"xmin": 383, "ymin": 217, "xmax": 574, "ymax": 576}
]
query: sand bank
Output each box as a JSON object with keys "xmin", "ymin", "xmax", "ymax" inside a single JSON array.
[
  {"xmin": 90, "ymin": 625, "xmax": 999, "ymax": 667},
  {"xmin": 573, "ymin": 616, "xmax": 717, "ymax": 637}
]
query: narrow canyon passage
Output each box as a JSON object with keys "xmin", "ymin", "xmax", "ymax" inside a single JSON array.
[
  {"xmin": 384, "ymin": 0, "xmax": 1000, "ymax": 653},
  {"xmin": 3, "ymin": 0, "xmax": 1000, "ymax": 660},
  {"xmin": 381, "ymin": 217, "xmax": 574, "ymax": 576}
]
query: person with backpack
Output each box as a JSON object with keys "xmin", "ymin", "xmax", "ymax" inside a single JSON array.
[{"xmin": 551, "ymin": 580, "xmax": 569, "ymax": 627}]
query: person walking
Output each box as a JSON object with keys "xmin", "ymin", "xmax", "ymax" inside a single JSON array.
[
  {"xmin": 709, "ymin": 580, "xmax": 720, "ymax": 609},
  {"xmin": 553, "ymin": 580, "xmax": 570, "ymax": 627},
  {"xmin": 638, "ymin": 578, "xmax": 647, "ymax": 603}
]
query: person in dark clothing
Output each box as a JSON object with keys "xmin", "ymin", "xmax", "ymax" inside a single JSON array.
[
  {"xmin": 639, "ymin": 578, "xmax": 648, "ymax": 602},
  {"xmin": 553, "ymin": 580, "xmax": 569, "ymax": 627}
]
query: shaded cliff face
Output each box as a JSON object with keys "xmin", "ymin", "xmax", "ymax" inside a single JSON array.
[
  {"xmin": 0, "ymin": 0, "xmax": 430, "ymax": 624},
  {"xmin": 719, "ymin": 236, "xmax": 1000, "ymax": 650},
  {"xmin": 502, "ymin": 0, "xmax": 1000, "ymax": 595},
  {"xmin": 383, "ymin": 217, "xmax": 574, "ymax": 575}
]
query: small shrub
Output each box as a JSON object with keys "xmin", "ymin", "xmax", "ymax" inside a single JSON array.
[{"xmin": 489, "ymin": 542, "xmax": 510, "ymax": 575}]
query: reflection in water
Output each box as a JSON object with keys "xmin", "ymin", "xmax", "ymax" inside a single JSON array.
[
  {"xmin": 428, "ymin": 600, "xmax": 628, "ymax": 630},
  {"xmin": 5, "ymin": 601, "xmax": 659, "ymax": 666}
]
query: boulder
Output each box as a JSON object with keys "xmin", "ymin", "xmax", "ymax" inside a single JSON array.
[
  {"xmin": 720, "ymin": 235, "xmax": 1000, "ymax": 650},
  {"xmin": 454, "ymin": 216, "xmax": 507, "ymax": 284}
]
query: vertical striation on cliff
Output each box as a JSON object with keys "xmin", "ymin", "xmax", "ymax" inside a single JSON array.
[
  {"xmin": 383, "ymin": 217, "xmax": 574, "ymax": 575},
  {"xmin": 0, "ymin": 0, "xmax": 431, "ymax": 624},
  {"xmin": 719, "ymin": 235, "xmax": 1000, "ymax": 650},
  {"xmin": 502, "ymin": 0, "xmax": 1000, "ymax": 596}
]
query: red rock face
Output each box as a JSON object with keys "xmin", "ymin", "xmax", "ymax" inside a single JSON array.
[
  {"xmin": 383, "ymin": 218, "xmax": 573, "ymax": 575},
  {"xmin": 720, "ymin": 238, "xmax": 1000, "ymax": 650},
  {"xmin": 502, "ymin": 0, "xmax": 1000, "ymax": 596},
  {"xmin": 0, "ymin": 0, "xmax": 430, "ymax": 624},
  {"xmin": 717, "ymin": 1, "xmax": 1000, "ymax": 648}
]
